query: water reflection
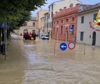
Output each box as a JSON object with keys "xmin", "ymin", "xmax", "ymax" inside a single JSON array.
[{"xmin": 0, "ymin": 37, "xmax": 100, "ymax": 84}]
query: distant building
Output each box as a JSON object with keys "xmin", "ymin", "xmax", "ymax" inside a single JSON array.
[
  {"xmin": 40, "ymin": 17, "xmax": 45, "ymax": 35},
  {"xmin": 37, "ymin": 10, "xmax": 48, "ymax": 36},
  {"xmin": 18, "ymin": 17, "xmax": 38, "ymax": 36},
  {"xmin": 77, "ymin": 3, "xmax": 100, "ymax": 46},
  {"xmin": 48, "ymin": 0, "xmax": 81, "ymax": 38},
  {"xmin": 44, "ymin": 12, "xmax": 49, "ymax": 34}
]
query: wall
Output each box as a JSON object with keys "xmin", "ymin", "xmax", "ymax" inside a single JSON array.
[
  {"xmin": 37, "ymin": 10, "xmax": 48, "ymax": 29},
  {"xmin": 77, "ymin": 9, "xmax": 100, "ymax": 46},
  {"xmin": 52, "ymin": 4, "xmax": 80, "ymax": 41},
  {"xmin": 53, "ymin": 0, "xmax": 80, "ymax": 14},
  {"xmin": 48, "ymin": 0, "xmax": 80, "ymax": 38},
  {"xmin": 27, "ymin": 20, "xmax": 37, "ymax": 27},
  {"xmin": 18, "ymin": 20, "xmax": 39, "ymax": 36}
]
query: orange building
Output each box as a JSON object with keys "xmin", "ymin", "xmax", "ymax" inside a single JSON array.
[{"xmin": 52, "ymin": 3, "xmax": 80, "ymax": 41}]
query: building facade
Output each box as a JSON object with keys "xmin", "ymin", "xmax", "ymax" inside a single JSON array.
[
  {"xmin": 52, "ymin": 3, "xmax": 80, "ymax": 41},
  {"xmin": 44, "ymin": 12, "xmax": 49, "ymax": 34},
  {"xmin": 37, "ymin": 10, "xmax": 48, "ymax": 36},
  {"xmin": 77, "ymin": 3, "xmax": 100, "ymax": 46},
  {"xmin": 18, "ymin": 17, "xmax": 38, "ymax": 36},
  {"xmin": 40, "ymin": 17, "xmax": 45, "ymax": 35},
  {"xmin": 48, "ymin": 0, "xmax": 80, "ymax": 38}
]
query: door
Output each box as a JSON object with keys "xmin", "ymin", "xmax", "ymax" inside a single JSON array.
[
  {"xmin": 92, "ymin": 31, "xmax": 96, "ymax": 46},
  {"xmin": 80, "ymin": 32, "xmax": 84, "ymax": 41},
  {"xmin": 66, "ymin": 28, "xmax": 68, "ymax": 41}
]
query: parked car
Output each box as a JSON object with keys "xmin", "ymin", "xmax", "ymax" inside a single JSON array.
[{"xmin": 41, "ymin": 34, "xmax": 49, "ymax": 40}]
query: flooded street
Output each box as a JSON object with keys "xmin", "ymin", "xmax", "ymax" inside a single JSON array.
[{"xmin": 0, "ymin": 37, "xmax": 100, "ymax": 84}]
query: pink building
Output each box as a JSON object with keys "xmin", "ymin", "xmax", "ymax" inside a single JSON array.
[{"xmin": 52, "ymin": 4, "xmax": 80, "ymax": 41}]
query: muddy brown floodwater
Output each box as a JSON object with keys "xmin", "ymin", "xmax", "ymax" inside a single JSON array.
[{"xmin": 0, "ymin": 36, "xmax": 100, "ymax": 84}]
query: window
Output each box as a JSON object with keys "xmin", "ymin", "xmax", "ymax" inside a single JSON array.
[
  {"xmin": 72, "ymin": 25, "xmax": 74, "ymax": 34},
  {"xmin": 48, "ymin": 22, "xmax": 52, "ymax": 28},
  {"xmin": 33, "ymin": 22, "xmax": 35, "ymax": 26},
  {"xmin": 49, "ymin": 7, "xmax": 50, "ymax": 11},
  {"xmin": 51, "ymin": 12, "xmax": 53, "ymax": 17},
  {"xmin": 47, "ymin": 13, "xmax": 50, "ymax": 20},
  {"xmin": 93, "ymin": 13, "xmax": 97, "ymax": 20},
  {"xmin": 52, "ymin": 5, "xmax": 53, "ymax": 11},
  {"xmin": 72, "ymin": 17, "xmax": 74, "ymax": 21},
  {"xmin": 61, "ymin": 20, "xmax": 63, "ymax": 23},
  {"xmin": 80, "ymin": 32, "xmax": 84, "ymax": 41},
  {"xmin": 50, "ymin": 22, "xmax": 52, "ymax": 27},
  {"xmin": 66, "ymin": 19, "xmax": 68, "ymax": 22},
  {"xmin": 54, "ymin": 27, "xmax": 55, "ymax": 34},
  {"xmin": 61, "ymin": 26, "xmax": 63, "ymax": 34},
  {"xmin": 57, "ymin": 21, "xmax": 59, "ymax": 24},
  {"xmin": 81, "ymin": 16, "xmax": 84, "ymax": 23}
]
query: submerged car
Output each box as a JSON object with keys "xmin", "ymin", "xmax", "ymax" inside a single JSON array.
[{"xmin": 41, "ymin": 34, "xmax": 49, "ymax": 40}]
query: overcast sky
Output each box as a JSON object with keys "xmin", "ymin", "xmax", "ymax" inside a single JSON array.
[{"xmin": 31, "ymin": 0, "xmax": 100, "ymax": 17}]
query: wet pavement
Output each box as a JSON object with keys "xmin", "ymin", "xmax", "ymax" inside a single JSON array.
[{"xmin": 0, "ymin": 35, "xmax": 100, "ymax": 84}]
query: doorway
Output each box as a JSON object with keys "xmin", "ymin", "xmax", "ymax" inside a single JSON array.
[
  {"xmin": 92, "ymin": 31, "xmax": 96, "ymax": 46},
  {"xmin": 66, "ymin": 28, "xmax": 68, "ymax": 41}
]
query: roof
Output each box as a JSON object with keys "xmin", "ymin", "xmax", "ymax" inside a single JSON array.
[
  {"xmin": 48, "ymin": 0, "xmax": 64, "ymax": 8},
  {"xmin": 79, "ymin": 3, "xmax": 100, "ymax": 14}
]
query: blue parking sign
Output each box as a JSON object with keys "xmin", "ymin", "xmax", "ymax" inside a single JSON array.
[{"xmin": 70, "ymin": 25, "xmax": 74, "ymax": 32}]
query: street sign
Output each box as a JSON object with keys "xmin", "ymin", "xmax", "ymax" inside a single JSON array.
[
  {"xmin": 56, "ymin": 25, "xmax": 59, "ymax": 28},
  {"xmin": 68, "ymin": 42, "xmax": 75, "ymax": 50},
  {"xmin": 60, "ymin": 42, "xmax": 67, "ymax": 51},
  {"xmin": 65, "ymin": 24, "xmax": 69, "ymax": 27},
  {"xmin": 70, "ymin": 25, "xmax": 74, "ymax": 32},
  {"xmin": 1, "ymin": 23, "xmax": 5, "ymax": 28},
  {"xmin": 0, "ymin": 22, "xmax": 10, "ymax": 28}
]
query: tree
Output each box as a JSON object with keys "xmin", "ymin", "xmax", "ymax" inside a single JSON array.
[{"xmin": 0, "ymin": 0, "xmax": 47, "ymax": 22}]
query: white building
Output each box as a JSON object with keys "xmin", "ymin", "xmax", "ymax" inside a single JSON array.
[
  {"xmin": 48, "ymin": 0, "xmax": 80, "ymax": 37},
  {"xmin": 77, "ymin": 3, "xmax": 100, "ymax": 46}
]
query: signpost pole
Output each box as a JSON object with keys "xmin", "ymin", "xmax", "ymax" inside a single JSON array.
[
  {"xmin": 84, "ymin": 43, "xmax": 86, "ymax": 55},
  {"xmin": 4, "ymin": 23, "xmax": 7, "ymax": 60}
]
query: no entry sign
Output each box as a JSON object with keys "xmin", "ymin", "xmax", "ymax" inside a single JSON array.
[{"xmin": 68, "ymin": 42, "xmax": 75, "ymax": 50}]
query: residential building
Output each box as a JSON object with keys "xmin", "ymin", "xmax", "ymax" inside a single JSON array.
[
  {"xmin": 76, "ymin": 3, "xmax": 100, "ymax": 46},
  {"xmin": 48, "ymin": 0, "xmax": 81, "ymax": 38},
  {"xmin": 52, "ymin": 3, "xmax": 80, "ymax": 41},
  {"xmin": 37, "ymin": 10, "xmax": 48, "ymax": 36},
  {"xmin": 40, "ymin": 17, "xmax": 45, "ymax": 35},
  {"xmin": 18, "ymin": 17, "xmax": 38, "ymax": 37},
  {"xmin": 44, "ymin": 12, "xmax": 49, "ymax": 34}
]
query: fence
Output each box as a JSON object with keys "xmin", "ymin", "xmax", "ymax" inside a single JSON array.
[{"xmin": 54, "ymin": 41, "xmax": 86, "ymax": 55}]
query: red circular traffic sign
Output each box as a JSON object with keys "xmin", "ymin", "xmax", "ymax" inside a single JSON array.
[{"xmin": 68, "ymin": 42, "xmax": 75, "ymax": 50}]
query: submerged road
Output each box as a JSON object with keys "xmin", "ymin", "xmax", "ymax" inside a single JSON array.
[{"xmin": 0, "ymin": 36, "xmax": 100, "ymax": 84}]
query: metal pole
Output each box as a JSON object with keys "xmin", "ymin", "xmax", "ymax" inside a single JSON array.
[
  {"xmin": 57, "ymin": 32, "xmax": 58, "ymax": 41},
  {"xmin": 0, "ymin": 28, "xmax": 1, "ymax": 51},
  {"xmin": 84, "ymin": 43, "xmax": 86, "ymax": 55},
  {"xmin": 54, "ymin": 42, "xmax": 55, "ymax": 55},
  {"xmin": 4, "ymin": 23, "xmax": 7, "ymax": 60}
]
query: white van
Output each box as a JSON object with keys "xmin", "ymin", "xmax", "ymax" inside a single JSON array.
[{"xmin": 41, "ymin": 34, "xmax": 49, "ymax": 40}]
